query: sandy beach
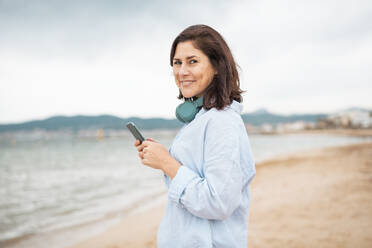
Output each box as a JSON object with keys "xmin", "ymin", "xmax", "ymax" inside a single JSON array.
[{"xmin": 65, "ymin": 137, "xmax": 372, "ymax": 248}]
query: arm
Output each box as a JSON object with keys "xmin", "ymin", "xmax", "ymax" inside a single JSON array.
[{"xmin": 167, "ymin": 117, "xmax": 243, "ymax": 220}]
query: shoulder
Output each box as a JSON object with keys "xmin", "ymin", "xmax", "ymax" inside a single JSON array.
[
  {"xmin": 203, "ymin": 101, "xmax": 244, "ymax": 133},
  {"xmin": 206, "ymin": 100, "xmax": 243, "ymax": 123}
]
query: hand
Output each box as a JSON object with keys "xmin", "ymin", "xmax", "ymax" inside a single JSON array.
[
  {"xmin": 134, "ymin": 138, "xmax": 171, "ymax": 170},
  {"xmin": 133, "ymin": 138, "xmax": 181, "ymax": 178},
  {"xmin": 134, "ymin": 138, "xmax": 157, "ymax": 153}
]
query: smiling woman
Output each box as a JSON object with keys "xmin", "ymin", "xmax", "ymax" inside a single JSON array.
[
  {"xmin": 170, "ymin": 25, "xmax": 243, "ymax": 111},
  {"xmin": 172, "ymin": 41, "xmax": 217, "ymax": 98},
  {"xmin": 134, "ymin": 24, "xmax": 256, "ymax": 248}
]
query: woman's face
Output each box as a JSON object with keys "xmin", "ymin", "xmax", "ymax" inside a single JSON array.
[{"xmin": 172, "ymin": 41, "xmax": 216, "ymax": 99}]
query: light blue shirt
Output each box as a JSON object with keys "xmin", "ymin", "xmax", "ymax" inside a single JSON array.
[{"xmin": 157, "ymin": 100, "xmax": 256, "ymax": 248}]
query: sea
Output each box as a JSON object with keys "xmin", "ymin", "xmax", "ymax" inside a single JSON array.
[{"xmin": 0, "ymin": 129, "xmax": 370, "ymax": 248}]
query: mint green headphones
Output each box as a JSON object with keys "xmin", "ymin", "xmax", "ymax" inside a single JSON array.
[{"xmin": 175, "ymin": 96, "xmax": 204, "ymax": 123}]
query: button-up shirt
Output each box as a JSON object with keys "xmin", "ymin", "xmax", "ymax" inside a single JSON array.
[{"xmin": 157, "ymin": 100, "xmax": 256, "ymax": 248}]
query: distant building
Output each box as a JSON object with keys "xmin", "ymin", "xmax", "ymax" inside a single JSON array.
[
  {"xmin": 318, "ymin": 109, "xmax": 372, "ymax": 128},
  {"xmin": 245, "ymin": 123, "xmax": 260, "ymax": 134},
  {"xmin": 260, "ymin": 123, "xmax": 274, "ymax": 133},
  {"xmin": 276, "ymin": 121, "xmax": 316, "ymax": 133},
  {"xmin": 347, "ymin": 111, "xmax": 372, "ymax": 128}
]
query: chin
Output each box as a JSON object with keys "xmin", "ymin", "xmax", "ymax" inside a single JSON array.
[{"xmin": 180, "ymin": 90, "xmax": 195, "ymax": 99}]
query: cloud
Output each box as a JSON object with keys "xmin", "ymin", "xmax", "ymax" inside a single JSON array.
[
  {"xmin": 220, "ymin": 0, "xmax": 372, "ymax": 113},
  {"xmin": 0, "ymin": 0, "xmax": 371, "ymax": 123}
]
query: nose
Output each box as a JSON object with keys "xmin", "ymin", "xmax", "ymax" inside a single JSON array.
[{"xmin": 178, "ymin": 63, "xmax": 190, "ymax": 76}]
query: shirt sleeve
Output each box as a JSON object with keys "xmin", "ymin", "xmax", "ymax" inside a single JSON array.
[
  {"xmin": 162, "ymin": 147, "xmax": 173, "ymax": 189},
  {"xmin": 163, "ymin": 173, "xmax": 170, "ymax": 189},
  {"xmin": 167, "ymin": 115, "xmax": 243, "ymax": 220}
]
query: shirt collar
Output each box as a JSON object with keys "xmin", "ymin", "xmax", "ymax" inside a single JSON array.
[
  {"xmin": 195, "ymin": 100, "xmax": 242, "ymax": 119},
  {"xmin": 229, "ymin": 100, "xmax": 243, "ymax": 114}
]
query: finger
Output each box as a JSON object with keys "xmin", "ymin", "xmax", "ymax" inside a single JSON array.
[
  {"xmin": 136, "ymin": 142, "xmax": 146, "ymax": 152},
  {"xmin": 139, "ymin": 152, "xmax": 144, "ymax": 160},
  {"xmin": 146, "ymin": 138, "xmax": 157, "ymax": 143},
  {"xmin": 134, "ymin": 140, "xmax": 143, "ymax": 150},
  {"xmin": 142, "ymin": 140, "xmax": 150, "ymax": 147},
  {"xmin": 134, "ymin": 140, "xmax": 141, "ymax": 146},
  {"xmin": 141, "ymin": 158, "xmax": 149, "ymax": 166}
]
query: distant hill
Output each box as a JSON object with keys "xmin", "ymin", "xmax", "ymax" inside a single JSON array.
[
  {"xmin": 0, "ymin": 110, "xmax": 328, "ymax": 133},
  {"xmin": 0, "ymin": 115, "xmax": 182, "ymax": 132},
  {"xmin": 241, "ymin": 111, "xmax": 327, "ymax": 126}
]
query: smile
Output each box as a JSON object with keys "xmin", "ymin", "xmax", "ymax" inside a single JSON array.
[{"xmin": 180, "ymin": 80, "xmax": 195, "ymax": 87}]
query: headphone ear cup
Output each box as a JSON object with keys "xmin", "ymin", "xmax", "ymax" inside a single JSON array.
[
  {"xmin": 175, "ymin": 106, "xmax": 185, "ymax": 123},
  {"xmin": 175, "ymin": 97, "xmax": 204, "ymax": 123},
  {"xmin": 176, "ymin": 101, "xmax": 196, "ymax": 123}
]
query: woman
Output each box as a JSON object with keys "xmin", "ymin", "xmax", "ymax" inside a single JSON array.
[{"xmin": 134, "ymin": 24, "xmax": 256, "ymax": 248}]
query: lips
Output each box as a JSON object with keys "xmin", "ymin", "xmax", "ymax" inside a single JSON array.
[{"xmin": 180, "ymin": 80, "xmax": 195, "ymax": 87}]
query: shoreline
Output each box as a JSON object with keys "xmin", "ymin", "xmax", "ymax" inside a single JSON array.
[
  {"xmin": 65, "ymin": 141, "xmax": 372, "ymax": 248},
  {"xmin": 253, "ymin": 128, "xmax": 372, "ymax": 137},
  {"xmin": 283, "ymin": 128, "xmax": 372, "ymax": 137},
  {"xmin": 1, "ymin": 191, "xmax": 167, "ymax": 248}
]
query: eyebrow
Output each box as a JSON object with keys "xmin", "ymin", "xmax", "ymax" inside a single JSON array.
[{"xmin": 173, "ymin": 55, "xmax": 199, "ymax": 60}]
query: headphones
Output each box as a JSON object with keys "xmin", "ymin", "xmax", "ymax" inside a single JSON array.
[{"xmin": 175, "ymin": 96, "xmax": 204, "ymax": 123}]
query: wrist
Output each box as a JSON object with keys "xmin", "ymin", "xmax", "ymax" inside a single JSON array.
[{"xmin": 163, "ymin": 157, "xmax": 181, "ymax": 179}]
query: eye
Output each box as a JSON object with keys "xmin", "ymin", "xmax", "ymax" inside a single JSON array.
[
  {"xmin": 173, "ymin": 60, "xmax": 181, "ymax": 65},
  {"xmin": 190, "ymin": 59, "xmax": 197, "ymax": 64}
]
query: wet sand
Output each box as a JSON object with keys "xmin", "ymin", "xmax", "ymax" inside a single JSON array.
[
  {"xmin": 280, "ymin": 128, "xmax": 372, "ymax": 137},
  {"xmin": 67, "ymin": 141, "xmax": 372, "ymax": 248}
]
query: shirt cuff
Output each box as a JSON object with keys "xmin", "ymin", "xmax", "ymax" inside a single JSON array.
[
  {"xmin": 163, "ymin": 173, "xmax": 170, "ymax": 189},
  {"xmin": 168, "ymin": 166, "xmax": 198, "ymax": 205}
]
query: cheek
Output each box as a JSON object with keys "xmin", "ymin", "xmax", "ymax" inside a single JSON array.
[
  {"xmin": 201, "ymin": 69, "xmax": 214, "ymax": 86},
  {"xmin": 194, "ymin": 68, "xmax": 205, "ymax": 82},
  {"xmin": 173, "ymin": 71, "xmax": 179, "ymax": 86}
]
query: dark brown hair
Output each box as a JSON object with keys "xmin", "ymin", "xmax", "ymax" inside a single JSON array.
[{"xmin": 170, "ymin": 24, "xmax": 244, "ymax": 110}]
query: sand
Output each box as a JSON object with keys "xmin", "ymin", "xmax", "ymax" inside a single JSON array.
[
  {"xmin": 67, "ymin": 141, "xmax": 372, "ymax": 248},
  {"xmin": 248, "ymin": 142, "xmax": 372, "ymax": 248}
]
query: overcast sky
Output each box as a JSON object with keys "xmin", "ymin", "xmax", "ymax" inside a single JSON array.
[{"xmin": 0, "ymin": 0, "xmax": 371, "ymax": 124}]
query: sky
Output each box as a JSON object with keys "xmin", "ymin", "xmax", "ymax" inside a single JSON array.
[{"xmin": 0, "ymin": 0, "xmax": 371, "ymax": 124}]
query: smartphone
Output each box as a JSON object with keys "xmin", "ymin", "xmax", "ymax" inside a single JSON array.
[{"xmin": 126, "ymin": 122, "xmax": 145, "ymax": 144}]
